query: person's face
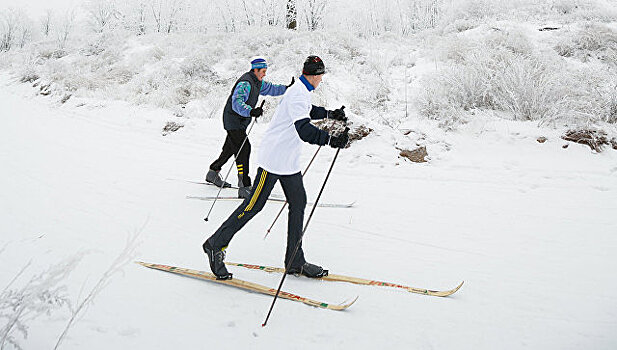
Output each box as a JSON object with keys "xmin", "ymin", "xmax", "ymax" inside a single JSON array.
[
  {"xmin": 306, "ymin": 74, "xmax": 323, "ymax": 88},
  {"xmin": 254, "ymin": 68, "xmax": 267, "ymax": 81}
]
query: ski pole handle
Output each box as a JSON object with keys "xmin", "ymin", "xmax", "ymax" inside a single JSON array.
[{"xmin": 255, "ymin": 100, "xmax": 265, "ymax": 122}]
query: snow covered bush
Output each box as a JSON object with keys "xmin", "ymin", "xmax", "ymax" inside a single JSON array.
[
  {"xmin": 0, "ymin": 257, "xmax": 79, "ymax": 350},
  {"xmin": 554, "ymin": 23, "xmax": 617, "ymax": 64},
  {"xmin": 418, "ymin": 24, "xmax": 617, "ymax": 127},
  {"xmin": 442, "ymin": 0, "xmax": 502, "ymax": 22},
  {"xmin": 2, "ymin": 0, "xmax": 616, "ymax": 131},
  {"xmin": 559, "ymin": 0, "xmax": 617, "ymax": 22},
  {"xmin": 552, "ymin": 0, "xmax": 578, "ymax": 15},
  {"xmin": 0, "ymin": 229, "xmax": 140, "ymax": 350},
  {"xmin": 438, "ymin": 0, "xmax": 617, "ymax": 26},
  {"xmin": 3, "ymin": 24, "xmax": 396, "ymax": 121},
  {"xmin": 55, "ymin": 232, "xmax": 141, "ymax": 350}
]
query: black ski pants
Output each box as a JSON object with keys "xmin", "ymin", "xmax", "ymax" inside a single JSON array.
[
  {"xmin": 207, "ymin": 167, "xmax": 307, "ymax": 269},
  {"xmin": 209, "ymin": 129, "xmax": 251, "ymax": 187}
]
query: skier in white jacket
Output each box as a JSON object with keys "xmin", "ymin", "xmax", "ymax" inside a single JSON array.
[{"xmin": 203, "ymin": 55, "xmax": 348, "ymax": 280}]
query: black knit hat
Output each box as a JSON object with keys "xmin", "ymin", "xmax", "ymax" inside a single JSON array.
[{"xmin": 303, "ymin": 55, "xmax": 325, "ymax": 75}]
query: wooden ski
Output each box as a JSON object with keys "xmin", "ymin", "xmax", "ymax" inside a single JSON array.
[
  {"xmin": 226, "ymin": 262, "xmax": 464, "ymax": 297},
  {"xmin": 136, "ymin": 262, "xmax": 357, "ymax": 310}
]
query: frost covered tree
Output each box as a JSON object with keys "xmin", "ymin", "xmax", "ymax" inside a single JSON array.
[
  {"xmin": 165, "ymin": 0, "xmax": 184, "ymax": 33},
  {"xmin": 286, "ymin": 0, "xmax": 297, "ymax": 29},
  {"xmin": 86, "ymin": 0, "xmax": 118, "ymax": 33},
  {"xmin": 135, "ymin": 1, "xmax": 147, "ymax": 35},
  {"xmin": 40, "ymin": 9, "xmax": 53, "ymax": 37},
  {"xmin": 149, "ymin": 0, "xmax": 186, "ymax": 34},
  {"xmin": 0, "ymin": 9, "xmax": 21, "ymax": 51},
  {"xmin": 16, "ymin": 17, "xmax": 32, "ymax": 48},
  {"xmin": 303, "ymin": 0, "xmax": 326, "ymax": 31},
  {"xmin": 56, "ymin": 10, "xmax": 75, "ymax": 49}
]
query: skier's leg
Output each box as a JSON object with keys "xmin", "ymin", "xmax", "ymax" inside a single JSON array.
[
  {"xmin": 209, "ymin": 133, "xmax": 235, "ymax": 172},
  {"xmin": 279, "ymin": 173, "xmax": 328, "ymax": 278},
  {"xmin": 228, "ymin": 130, "xmax": 252, "ymax": 187},
  {"xmin": 279, "ymin": 172, "xmax": 307, "ymax": 269},
  {"xmin": 206, "ymin": 133, "xmax": 235, "ymax": 187},
  {"xmin": 204, "ymin": 168, "xmax": 278, "ymax": 276}
]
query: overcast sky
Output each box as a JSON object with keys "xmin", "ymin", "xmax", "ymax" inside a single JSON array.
[{"xmin": 0, "ymin": 0, "xmax": 84, "ymax": 17}]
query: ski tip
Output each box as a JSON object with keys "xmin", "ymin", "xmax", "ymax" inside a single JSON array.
[
  {"xmin": 135, "ymin": 261, "xmax": 153, "ymax": 267},
  {"xmin": 341, "ymin": 296, "xmax": 359, "ymax": 308},
  {"xmin": 439, "ymin": 280, "xmax": 465, "ymax": 297},
  {"xmin": 408, "ymin": 280, "xmax": 464, "ymax": 297},
  {"xmin": 452, "ymin": 280, "xmax": 464, "ymax": 291},
  {"xmin": 454, "ymin": 280, "xmax": 464, "ymax": 292}
]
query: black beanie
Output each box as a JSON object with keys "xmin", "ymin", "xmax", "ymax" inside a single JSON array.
[{"xmin": 303, "ymin": 55, "xmax": 325, "ymax": 75}]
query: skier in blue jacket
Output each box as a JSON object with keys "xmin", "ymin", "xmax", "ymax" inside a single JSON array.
[{"xmin": 206, "ymin": 57, "xmax": 292, "ymax": 198}]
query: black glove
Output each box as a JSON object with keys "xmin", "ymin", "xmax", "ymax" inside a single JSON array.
[
  {"xmin": 328, "ymin": 106, "xmax": 347, "ymax": 122},
  {"xmin": 250, "ymin": 106, "xmax": 263, "ymax": 118},
  {"xmin": 329, "ymin": 132, "xmax": 349, "ymax": 149},
  {"xmin": 287, "ymin": 77, "xmax": 295, "ymax": 88}
]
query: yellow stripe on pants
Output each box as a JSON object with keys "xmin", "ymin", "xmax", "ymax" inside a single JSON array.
[{"xmin": 245, "ymin": 170, "xmax": 267, "ymax": 212}]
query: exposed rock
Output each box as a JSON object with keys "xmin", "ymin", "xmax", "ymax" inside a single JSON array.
[
  {"xmin": 162, "ymin": 121, "xmax": 184, "ymax": 136},
  {"xmin": 349, "ymin": 125, "xmax": 372, "ymax": 143},
  {"xmin": 539, "ymin": 27, "xmax": 560, "ymax": 31},
  {"xmin": 562, "ymin": 129, "xmax": 611, "ymax": 152},
  {"xmin": 399, "ymin": 146, "xmax": 428, "ymax": 163},
  {"xmin": 314, "ymin": 120, "xmax": 373, "ymax": 145}
]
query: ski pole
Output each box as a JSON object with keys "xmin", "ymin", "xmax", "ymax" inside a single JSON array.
[
  {"xmin": 263, "ymin": 107, "xmax": 344, "ymax": 239},
  {"xmin": 204, "ymin": 100, "xmax": 264, "ymax": 222},
  {"xmin": 262, "ymin": 127, "xmax": 349, "ymax": 327}
]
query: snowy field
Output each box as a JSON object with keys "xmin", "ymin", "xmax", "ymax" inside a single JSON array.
[
  {"xmin": 1, "ymin": 1, "xmax": 617, "ymax": 347},
  {"xmin": 1, "ymin": 68, "xmax": 617, "ymax": 349}
]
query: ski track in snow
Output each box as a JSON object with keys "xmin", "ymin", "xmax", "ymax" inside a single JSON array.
[{"xmin": 2, "ymin": 72, "xmax": 617, "ymax": 349}]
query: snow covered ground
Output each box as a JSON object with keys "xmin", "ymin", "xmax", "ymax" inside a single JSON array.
[{"xmin": 1, "ymin": 69, "xmax": 617, "ymax": 349}]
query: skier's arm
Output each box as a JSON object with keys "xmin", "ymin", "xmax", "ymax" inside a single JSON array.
[
  {"xmin": 287, "ymin": 95, "xmax": 330, "ymax": 145},
  {"xmin": 260, "ymin": 81, "xmax": 287, "ymax": 97},
  {"xmin": 294, "ymin": 118, "xmax": 330, "ymax": 146},
  {"xmin": 231, "ymin": 82, "xmax": 253, "ymax": 117},
  {"xmin": 309, "ymin": 105, "xmax": 327, "ymax": 120}
]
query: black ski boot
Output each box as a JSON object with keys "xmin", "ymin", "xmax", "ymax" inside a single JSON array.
[
  {"xmin": 202, "ymin": 240, "xmax": 232, "ymax": 280},
  {"xmin": 238, "ymin": 186, "xmax": 252, "ymax": 199},
  {"xmin": 237, "ymin": 174, "xmax": 252, "ymax": 199},
  {"xmin": 205, "ymin": 169, "xmax": 231, "ymax": 188},
  {"xmin": 287, "ymin": 262, "xmax": 328, "ymax": 278}
]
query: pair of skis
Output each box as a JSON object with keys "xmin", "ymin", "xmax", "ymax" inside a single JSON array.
[{"xmin": 137, "ymin": 261, "xmax": 464, "ymax": 311}]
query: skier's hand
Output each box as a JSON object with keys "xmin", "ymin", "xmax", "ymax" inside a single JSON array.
[
  {"xmin": 329, "ymin": 132, "xmax": 349, "ymax": 149},
  {"xmin": 286, "ymin": 77, "xmax": 295, "ymax": 88},
  {"xmin": 328, "ymin": 106, "xmax": 347, "ymax": 122},
  {"xmin": 250, "ymin": 106, "xmax": 263, "ymax": 118}
]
